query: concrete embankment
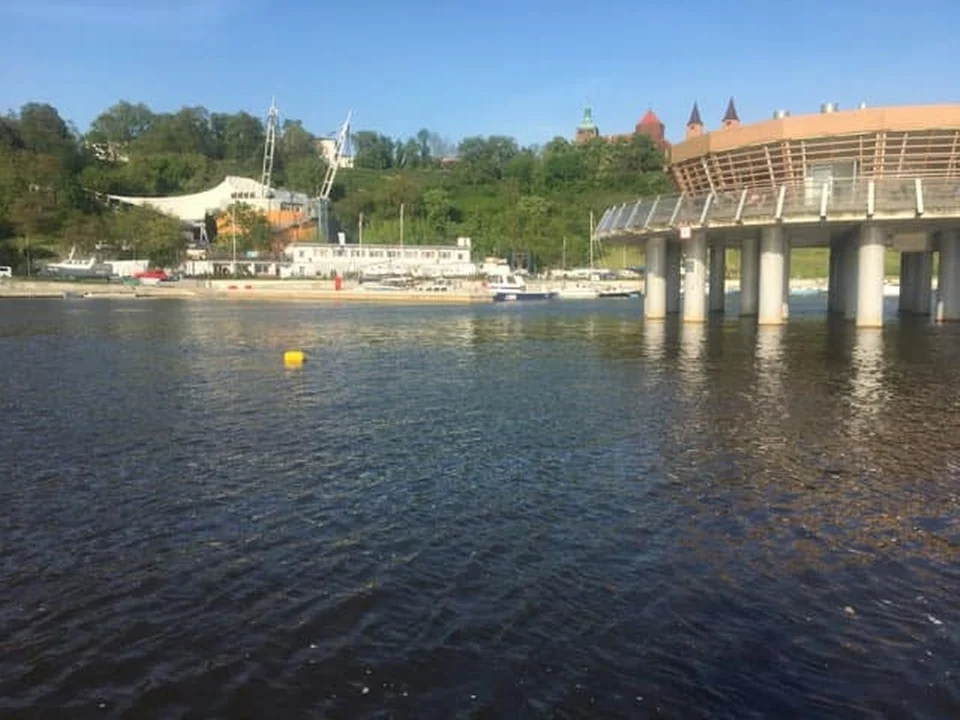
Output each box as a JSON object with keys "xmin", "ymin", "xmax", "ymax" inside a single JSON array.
[
  {"xmin": 0, "ymin": 279, "xmax": 492, "ymax": 303},
  {"xmin": 1, "ymin": 277, "xmax": 858, "ymax": 302}
]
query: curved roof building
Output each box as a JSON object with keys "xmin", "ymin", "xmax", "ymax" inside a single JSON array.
[
  {"xmin": 670, "ymin": 102, "xmax": 960, "ymax": 194},
  {"xmin": 594, "ymin": 100, "xmax": 960, "ymax": 330},
  {"xmin": 108, "ymin": 175, "xmax": 316, "ymax": 241},
  {"xmin": 596, "ymin": 101, "xmax": 960, "ymax": 241}
]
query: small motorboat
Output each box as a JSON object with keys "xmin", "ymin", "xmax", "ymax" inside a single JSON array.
[
  {"xmin": 487, "ymin": 273, "xmax": 556, "ymax": 302},
  {"xmin": 598, "ymin": 287, "xmax": 640, "ymax": 298}
]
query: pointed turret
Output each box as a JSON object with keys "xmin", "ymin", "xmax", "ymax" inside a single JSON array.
[
  {"xmin": 579, "ymin": 106, "xmax": 597, "ymax": 130},
  {"xmin": 722, "ymin": 97, "xmax": 740, "ymax": 128},
  {"xmin": 685, "ymin": 101, "xmax": 704, "ymax": 139},
  {"xmin": 575, "ymin": 106, "xmax": 599, "ymax": 143},
  {"xmin": 634, "ymin": 108, "xmax": 667, "ymax": 153},
  {"xmin": 638, "ymin": 109, "xmax": 662, "ymax": 128}
]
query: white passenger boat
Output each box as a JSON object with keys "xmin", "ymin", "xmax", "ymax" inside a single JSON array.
[{"xmin": 487, "ymin": 273, "xmax": 556, "ymax": 302}]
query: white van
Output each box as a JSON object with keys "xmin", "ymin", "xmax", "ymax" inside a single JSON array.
[{"xmin": 0, "ymin": 266, "xmax": 12, "ymax": 278}]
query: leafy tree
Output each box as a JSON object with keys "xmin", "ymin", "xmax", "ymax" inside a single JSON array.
[
  {"xmin": 108, "ymin": 205, "xmax": 185, "ymax": 266},
  {"xmin": 133, "ymin": 107, "xmax": 213, "ymax": 156},
  {"xmin": 0, "ymin": 116, "xmax": 22, "ymax": 150},
  {"xmin": 9, "ymin": 153, "xmax": 63, "ymax": 235},
  {"xmin": 18, "ymin": 103, "xmax": 73, "ymax": 156},
  {"xmin": 221, "ymin": 112, "xmax": 266, "ymax": 166},
  {"xmin": 421, "ymin": 187, "xmax": 455, "ymax": 237},
  {"xmin": 217, "ymin": 202, "xmax": 272, "ymax": 253},
  {"xmin": 285, "ymin": 154, "xmax": 327, "ymax": 197},
  {"xmin": 416, "ymin": 128, "xmax": 432, "ymax": 165},
  {"xmin": 516, "ymin": 194, "xmax": 551, "ymax": 242},
  {"xmin": 352, "ymin": 131, "xmax": 395, "ymax": 170},
  {"xmin": 395, "ymin": 138, "xmax": 422, "ymax": 169},
  {"xmin": 280, "ymin": 119, "xmax": 315, "ymax": 162},
  {"xmin": 87, "ymin": 101, "xmax": 154, "ymax": 146},
  {"xmin": 59, "ymin": 210, "xmax": 106, "ymax": 252}
]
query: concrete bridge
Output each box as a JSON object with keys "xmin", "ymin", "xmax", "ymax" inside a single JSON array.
[{"xmin": 594, "ymin": 177, "xmax": 960, "ymax": 327}]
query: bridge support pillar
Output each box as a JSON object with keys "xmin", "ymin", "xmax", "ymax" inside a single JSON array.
[
  {"xmin": 683, "ymin": 230, "xmax": 708, "ymax": 323},
  {"xmin": 740, "ymin": 236, "xmax": 759, "ymax": 316},
  {"xmin": 856, "ymin": 224, "xmax": 886, "ymax": 328},
  {"xmin": 644, "ymin": 236, "xmax": 667, "ymax": 320},
  {"xmin": 912, "ymin": 250, "xmax": 933, "ymax": 316},
  {"xmin": 937, "ymin": 230, "xmax": 960, "ymax": 321},
  {"xmin": 666, "ymin": 240, "xmax": 681, "ymax": 314},
  {"xmin": 709, "ymin": 243, "xmax": 726, "ymax": 314},
  {"xmin": 898, "ymin": 252, "xmax": 915, "ymax": 314},
  {"xmin": 828, "ymin": 239, "xmax": 842, "ymax": 314},
  {"xmin": 758, "ymin": 226, "xmax": 785, "ymax": 325},
  {"xmin": 844, "ymin": 240, "xmax": 859, "ymax": 321},
  {"xmin": 782, "ymin": 239, "xmax": 791, "ymax": 320}
]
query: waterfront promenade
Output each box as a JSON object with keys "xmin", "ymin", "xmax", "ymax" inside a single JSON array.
[
  {"xmin": 0, "ymin": 278, "xmax": 492, "ymax": 303},
  {"xmin": 596, "ymin": 177, "xmax": 960, "ymax": 326},
  {"xmin": 595, "ymin": 103, "xmax": 960, "ymax": 328},
  {"xmin": 0, "ymin": 276, "xmax": 658, "ymax": 303},
  {"xmin": 0, "ymin": 276, "xmax": 848, "ymax": 303}
]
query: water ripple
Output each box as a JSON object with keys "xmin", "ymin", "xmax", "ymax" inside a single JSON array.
[{"xmin": 0, "ymin": 300, "xmax": 957, "ymax": 717}]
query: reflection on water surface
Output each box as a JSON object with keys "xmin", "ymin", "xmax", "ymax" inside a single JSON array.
[{"xmin": 0, "ymin": 298, "xmax": 957, "ymax": 718}]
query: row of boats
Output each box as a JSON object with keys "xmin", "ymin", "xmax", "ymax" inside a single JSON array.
[
  {"xmin": 487, "ymin": 272, "xmax": 638, "ymax": 302},
  {"xmin": 356, "ymin": 273, "xmax": 640, "ymax": 302}
]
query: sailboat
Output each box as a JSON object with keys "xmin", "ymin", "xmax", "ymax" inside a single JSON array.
[
  {"xmin": 555, "ymin": 217, "xmax": 601, "ymax": 299},
  {"xmin": 591, "ymin": 214, "xmax": 640, "ymax": 298}
]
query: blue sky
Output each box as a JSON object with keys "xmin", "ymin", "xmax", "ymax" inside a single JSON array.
[{"xmin": 1, "ymin": 0, "xmax": 957, "ymax": 147}]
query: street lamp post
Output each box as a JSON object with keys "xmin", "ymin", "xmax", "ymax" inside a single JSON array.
[{"xmin": 231, "ymin": 203, "xmax": 237, "ymax": 278}]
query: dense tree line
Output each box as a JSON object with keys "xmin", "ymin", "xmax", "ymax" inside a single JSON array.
[
  {"xmin": 342, "ymin": 131, "xmax": 669, "ymax": 267},
  {"xmin": 0, "ymin": 99, "xmax": 671, "ymax": 271}
]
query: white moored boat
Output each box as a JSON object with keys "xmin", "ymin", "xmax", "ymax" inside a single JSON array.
[
  {"xmin": 487, "ymin": 273, "xmax": 556, "ymax": 302},
  {"xmin": 40, "ymin": 248, "xmax": 113, "ymax": 279},
  {"xmin": 555, "ymin": 284, "xmax": 599, "ymax": 299}
]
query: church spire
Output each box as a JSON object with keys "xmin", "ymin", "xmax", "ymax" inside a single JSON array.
[
  {"xmin": 575, "ymin": 106, "xmax": 599, "ymax": 143},
  {"xmin": 685, "ymin": 101, "xmax": 704, "ymax": 140},
  {"xmin": 722, "ymin": 97, "xmax": 740, "ymax": 127},
  {"xmin": 578, "ymin": 106, "xmax": 597, "ymax": 130}
]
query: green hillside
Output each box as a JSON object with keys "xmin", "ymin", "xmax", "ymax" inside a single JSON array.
[{"xmin": 0, "ymin": 101, "xmax": 671, "ymax": 271}]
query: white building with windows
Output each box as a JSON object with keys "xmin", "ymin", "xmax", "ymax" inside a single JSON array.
[{"xmin": 281, "ymin": 237, "xmax": 476, "ymax": 278}]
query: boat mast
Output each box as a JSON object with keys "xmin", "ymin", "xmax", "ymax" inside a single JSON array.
[{"xmin": 589, "ymin": 210, "xmax": 594, "ymax": 270}]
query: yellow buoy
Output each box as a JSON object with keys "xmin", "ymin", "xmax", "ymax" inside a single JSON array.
[{"xmin": 283, "ymin": 349, "xmax": 306, "ymax": 367}]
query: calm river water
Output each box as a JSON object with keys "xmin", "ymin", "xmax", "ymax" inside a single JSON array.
[{"xmin": 1, "ymin": 296, "xmax": 958, "ymax": 718}]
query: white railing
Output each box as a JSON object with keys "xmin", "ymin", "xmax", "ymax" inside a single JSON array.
[{"xmin": 595, "ymin": 177, "xmax": 960, "ymax": 238}]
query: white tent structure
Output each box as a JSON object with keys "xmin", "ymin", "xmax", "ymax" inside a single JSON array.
[
  {"xmin": 107, "ymin": 176, "xmax": 314, "ymax": 222},
  {"xmin": 107, "ymin": 176, "xmax": 315, "ymax": 243}
]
